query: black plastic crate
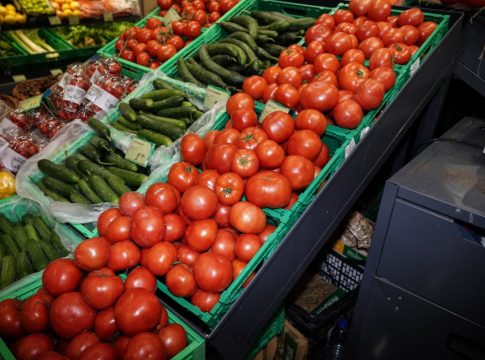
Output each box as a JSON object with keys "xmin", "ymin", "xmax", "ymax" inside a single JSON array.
[{"xmin": 319, "ymin": 250, "xmax": 365, "ymax": 292}]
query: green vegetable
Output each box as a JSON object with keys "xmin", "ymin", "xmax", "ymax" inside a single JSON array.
[
  {"xmin": 0, "ymin": 256, "xmax": 16, "ymax": 289},
  {"xmin": 89, "ymin": 175, "xmax": 119, "ymax": 203},
  {"xmin": 38, "ymin": 159, "xmax": 80, "ymax": 184}
]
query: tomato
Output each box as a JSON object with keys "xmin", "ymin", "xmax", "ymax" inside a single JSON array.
[
  {"xmin": 191, "ymin": 289, "xmax": 220, "ymax": 312},
  {"xmin": 136, "ymin": 29, "xmax": 153, "ymax": 44},
  {"xmin": 387, "ymin": 15, "xmax": 399, "ymax": 27},
  {"xmin": 115, "ymin": 288, "xmax": 162, "ymax": 336},
  {"xmin": 253, "ymin": 140, "xmax": 285, "ymax": 170},
  {"xmin": 78, "ymin": 343, "xmax": 118, "ymax": 360},
  {"xmin": 104, "ymin": 216, "xmax": 131, "ymax": 244},
  {"xmin": 168, "ymin": 162, "xmax": 198, "ymax": 193},
  {"xmin": 15, "ymin": 334, "xmax": 54, "ymax": 360},
  {"xmin": 235, "ymin": 234, "xmax": 261, "ymax": 262},
  {"xmin": 211, "ymin": 229, "xmax": 236, "ymax": 261},
  {"xmin": 237, "ymin": 127, "xmax": 268, "ymax": 151},
  {"xmin": 333, "ymin": 99, "xmax": 364, "ymax": 129},
  {"xmin": 180, "ymin": 133, "xmax": 207, "ymax": 166},
  {"xmin": 279, "ymin": 48, "xmax": 305, "ymax": 68},
  {"xmin": 177, "ymin": 245, "xmax": 200, "ymax": 266},
  {"xmin": 341, "ymin": 49, "xmax": 365, "ymax": 66},
  {"xmin": 295, "ymin": 109, "xmax": 327, "ymax": 136},
  {"xmin": 371, "ymin": 67, "xmax": 396, "ymax": 90},
  {"xmin": 333, "ymin": 9, "xmax": 354, "ymax": 25},
  {"xmin": 276, "ymin": 67, "xmax": 301, "ymax": 87},
  {"xmin": 117, "ymin": 192, "xmax": 144, "ymax": 217},
  {"xmin": 74, "ymin": 237, "xmax": 110, "ymax": 271},
  {"xmin": 20, "ymin": 294, "xmax": 49, "ymax": 333},
  {"xmin": 325, "ymin": 32, "xmax": 354, "ymax": 55},
  {"xmin": 164, "ymin": 214, "xmax": 187, "ymax": 243},
  {"xmin": 353, "ymin": 16, "xmax": 367, "ymax": 27},
  {"xmin": 400, "ymin": 25, "xmax": 420, "ymax": 45},
  {"xmin": 157, "ymin": 44, "xmax": 177, "ymax": 62},
  {"xmin": 146, "ymin": 17, "xmax": 162, "ymax": 30},
  {"xmin": 356, "ymin": 20, "xmax": 379, "ymax": 42},
  {"xmin": 304, "ymin": 24, "xmax": 332, "ymax": 45},
  {"xmin": 337, "ymin": 88, "xmax": 354, "ymax": 102},
  {"xmin": 358, "ymin": 36, "xmax": 383, "ymax": 58},
  {"xmin": 185, "ymin": 219, "xmax": 218, "ymax": 252},
  {"xmin": 314, "ymin": 143, "xmax": 330, "ymax": 168},
  {"xmin": 133, "ymin": 43, "xmax": 147, "ymax": 55},
  {"xmin": 418, "ymin": 21, "xmax": 437, "ymax": 44},
  {"xmin": 180, "ymin": 185, "xmax": 218, "ymax": 220},
  {"xmin": 145, "ymin": 242, "xmax": 177, "ymax": 276},
  {"xmin": 317, "ymin": 13, "xmax": 335, "ymax": 28},
  {"xmin": 136, "ymin": 52, "xmax": 150, "ymax": 67},
  {"xmin": 261, "ymin": 111, "xmax": 295, "ymax": 144},
  {"xmin": 262, "ymin": 83, "xmax": 279, "ymax": 103},
  {"xmin": 107, "ymin": 240, "xmax": 140, "ymax": 271},
  {"xmin": 299, "ymin": 81, "xmax": 339, "ymax": 112},
  {"xmin": 304, "ymin": 40, "xmax": 325, "ymax": 64},
  {"xmin": 90, "ymin": 267, "xmax": 115, "ymax": 277},
  {"xmin": 214, "ymin": 172, "xmax": 244, "ymax": 205},
  {"xmin": 299, "ymin": 64, "xmax": 316, "ymax": 82},
  {"xmin": 398, "ymin": 7, "xmax": 424, "ymax": 27},
  {"xmin": 122, "ymin": 332, "xmax": 164, "ymax": 360},
  {"xmin": 166, "ymin": 264, "xmax": 197, "ymax": 298},
  {"xmin": 381, "ymin": 28, "xmax": 404, "ymax": 47},
  {"xmin": 80, "ymin": 272, "xmax": 124, "ymax": 310},
  {"xmin": 38, "ymin": 351, "xmax": 69, "ymax": 360},
  {"xmin": 262, "ymin": 66, "xmax": 281, "ymax": 84},
  {"xmin": 193, "ymin": 252, "xmax": 232, "ymax": 292},
  {"xmin": 95, "ymin": 308, "xmax": 118, "ymax": 341},
  {"xmin": 172, "ymin": 20, "xmax": 186, "ymax": 35},
  {"xmin": 214, "ymin": 128, "xmax": 240, "ymax": 146},
  {"xmin": 258, "ymin": 224, "xmax": 276, "ymax": 244},
  {"xmin": 369, "ymin": 48, "xmax": 394, "ymax": 70},
  {"xmin": 274, "ymin": 84, "xmax": 299, "ymax": 108},
  {"xmin": 184, "ymin": 20, "xmax": 202, "ymax": 39},
  {"xmin": 242, "ymin": 75, "xmax": 267, "ymax": 100},
  {"xmin": 390, "ymin": 43, "xmax": 411, "ymax": 65},
  {"xmin": 408, "ymin": 45, "xmax": 419, "ymax": 56},
  {"xmin": 355, "ymin": 78, "xmax": 385, "ymax": 110},
  {"xmin": 280, "ymin": 155, "xmax": 315, "ymax": 191},
  {"xmin": 226, "ymin": 93, "xmax": 254, "ymax": 115},
  {"xmin": 115, "ymin": 39, "xmax": 125, "ymax": 52},
  {"xmin": 196, "ymin": 170, "xmax": 218, "ymax": 191},
  {"xmin": 130, "ymin": 206, "xmax": 165, "ymax": 248},
  {"xmin": 209, "ymin": 11, "xmax": 221, "ymax": 22},
  {"xmin": 146, "ymin": 41, "xmax": 159, "ymax": 57},
  {"xmin": 287, "ymin": 130, "xmax": 323, "ymax": 162},
  {"xmin": 65, "ymin": 332, "xmax": 99, "ymax": 359},
  {"xmin": 232, "ymin": 259, "xmax": 255, "ymax": 288},
  {"xmin": 349, "ymin": 0, "xmax": 372, "ymax": 17},
  {"xmin": 98, "ymin": 208, "xmax": 121, "ymax": 236},
  {"xmin": 158, "ymin": 324, "xmax": 187, "ymax": 358},
  {"xmin": 349, "ymin": 33, "xmax": 359, "ymax": 49},
  {"xmin": 219, "ymin": 0, "xmax": 236, "ymax": 13},
  {"xmin": 314, "ymin": 53, "xmax": 340, "ymax": 74},
  {"xmin": 230, "ymin": 108, "xmax": 258, "ymax": 132},
  {"xmin": 194, "ymin": 8, "xmax": 207, "ymax": 25},
  {"xmin": 42, "ymin": 259, "xmax": 82, "ymax": 296},
  {"xmin": 338, "ymin": 62, "xmax": 371, "ymax": 93},
  {"xmin": 113, "ymin": 336, "xmax": 130, "ymax": 359},
  {"xmin": 158, "ymin": 0, "xmax": 173, "ymax": 9},
  {"xmin": 205, "ymin": 143, "xmax": 238, "ymax": 173},
  {"xmin": 367, "ymin": 0, "xmax": 391, "ymax": 21},
  {"xmin": 230, "ymin": 148, "xmax": 259, "ymax": 178},
  {"xmin": 125, "ymin": 267, "xmax": 157, "ymax": 293},
  {"xmin": 145, "ymin": 183, "xmax": 180, "ymax": 215},
  {"xmin": 335, "ymin": 22, "xmax": 357, "ymax": 35},
  {"xmin": 377, "ymin": 21, "xmax": 392, "ymax": 37},
  {"xmin": 50, "ymin": 292, "xmax": 96, "ymax": 339},
  {"xmin": 245, "ymin": 172, "xmax": 293, "ymax": 209},
  {"xmin": 168, "ymin": 35, "xmax": 185, "ymax": 50},
  {"xmin": 0, "ymin": 299, "xmax": 23, "ymax": 338}
]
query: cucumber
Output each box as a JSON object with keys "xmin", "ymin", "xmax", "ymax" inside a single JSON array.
[
  {"xmin": 39, "ymin": 241, "xmax": 59, "ymax": 262},
  {"xmin": 78, "ymin": 179, "xmax": 103, "ymax": 204},
  {"xmin": 258, "ymin": 29, "xmax": 278, "ymax": 38},
  {"xmin": 106, "ymin": 168, "xmax": 147, "ymax": 187},
  {"xmin": 104, "ymin": 153, "xmax": 139, "ymax": 172},
  {"xmin": 88, "ymin": 117, "xmax": 111, "ymax": 140},
  {"xmin": 250, "ymin": 11, "xmax": 290, "ymax": 24},
  {"xmin": 157, "ymin": 107, "xmax": 199, "ymax": 119},
  {"xmin": 22, "ymin": 214, "xmax": 35, "ymax": 225},
  {"xmin": 261, "ymin": 19, "xmax": 290, "ymax": 32},
  {"xmin": 287, "ymin": 17, "xmax": 316, "ymax": 31},
  {"xmin": 78, "ymin": 159, "xmax": 115, "ymax": 179},
  {"xmin": 112, "ymin": 121, "xmax": 135, "ymax": 133},
  {"xmin": 140, "ymin": 113, "xmax": 187, "ymax": 129},
  {"xmin": 129, "ymin": 98, "xmax": 154, "ymax": 111},
  {"xmin": 206, "ymin": 43, "xmax": 247, "ymax": 66},
  {"xmin": 65, "ymin": 154, "xmax": 87, "ymax": 178},
  {"xmin": 119, "ymin": 103, "xmax": 138, "ymax": 122},
  {"xmin": 266, "ymin": 43, "xmax": 286, "ymax": 57},
  {"xmin": 227, "ymin": 31, "xmax": 258, "ymax": 51},
  {"xmin": 80, "ymin": 143, "xmax": 110, "ymax": 165},
  {"xmin": 278, "ymin": 31, "xmax": 304, "ymax": 46},
  {"xmin": 118, "ymin": 116, "xmax": 141, "ymax": 131},
  {"xmin": 42, "ymin": 176, "xmax": 79, "ymax": 198},
  {"xmin": 17, "ymin": 251, "xmax": 33, "ymax": 279},
  {"xmin": 38, "ymin": 159, "xmax": 80, "ymax": 184},
  {"xmin": 256, "ymin": 35, "xmax": 276, "ymax": 45},
  {"xmin": 37, "ymin": 182, "xmax": 70, "ymax": 202},
  {"xmin": 186, "ymin": 62, "xmax": 228, "ymax": 89},
  {"xmin": 90, "ymin": 136, "xmax": 113, "ymax": 153},
  {"xmin": 138, "ymin": 129, "xmax": 173, "ymax": 147},
  {"xmin": 1, "ymin": 234, "xmax": 19, "ymax": 256},
  {"xmin": 199, "ymin": 45, "xmax": 247, "ymax": 86},
  {"xmin": 24, "ymin": 223, "xmax": 41, "ymax": 242},
  {"xmin": 231, "ymin": 15, "xmax": 259, "ymax": 37},
  {"xmin": 255, "ymin": 47, "xmax": 278, "ymax": 62},
  {"xmin": 177, "ymin": 58, "xmax": 205, "ymax": 88},
  {"xmin": 70, "ymin": 192, "xmax": 91, "ymax": 205},
  {"xmin": 51, "ymin": 236, "xmax": 69, "ymax": 257},
  {"xmin": 140, "ymin": 89, "xmax": 184, "ymax": 101},
  {"xmin": 107, "ymin": 176, "xmax": 131, "ymax": 196},
  {"xmin": 0, "ymin": 243, "xmax": 6, "ymax": 258},
  {"xmin": 220, "ymin": 38, "xmax": 260, "ymax": 73},
  {"xmin": 88, "ymin": 175, "xmax": 119, "ymax": 203},
  {"xmin": 0, "ymin": 215, "xmax": 14, "ymax": 236},
  {"xmin": 153, "ymin": 79, "xmax": 176, "ymax": 90},
  {"xmin": 0, "ymin": 256, "xmax": 16, "ymax": 289},
  {"xmin": 212, "ymin": 55, "xmax": 237, "ymax": 66},
  {"xmin": 152, "ymin": 95, "xmax": 185, "ymax": 111},
  {"xmin": 26, "ymin": 240, "xmax": 49, "ymax": 272},
  {"xmin": 31, "ymin": 217, "xmax": 53, "ymax": 240},
  {"xmin": 13, "ymin": 225, "xmax": 29, "ymax": 250},
  {"xmin": 137, "ymin": 114, "xmax": 185, "ymax": 140},
  {"xmin": 219, "ymin": 21, "xmax": 248, "ymax": 33}
]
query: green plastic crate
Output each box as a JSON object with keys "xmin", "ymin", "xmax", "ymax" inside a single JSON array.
[
  {"xmin": 247, "ymin": 307, "xmax": 285, "ymax": 360},
  {"xmin": 0, "ymin": 278, "xmax": 205, "ymax": 360},
  {"xmin": 0, "ymin": 195, "xmax": 83, "ymax": 299}
]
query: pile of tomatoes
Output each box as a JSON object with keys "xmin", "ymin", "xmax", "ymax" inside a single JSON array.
[
  {"xmin": 158, "ymin": 0, "xmax": 239, "ymax": 25},
  {"xmin": 0, "ymin": 258, "xmax": 189, "ymax": 360}
]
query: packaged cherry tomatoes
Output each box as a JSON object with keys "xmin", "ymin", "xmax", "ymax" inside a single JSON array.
[
  {"xmin": 60, "ymin": 68, "xmax": 90, "ymax": 120},
  {"xmin": 49, "ymin": 63, "xmax": 84, "ymax": 111}
]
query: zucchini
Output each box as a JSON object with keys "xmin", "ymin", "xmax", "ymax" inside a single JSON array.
[
  {"xmin": 104, "ymin": 153, "xmax": 139, "ymax": 172},
  {"xmin": 42, "ymin": 176, "xmax": 79, "ymax": 198},
  {"xmin": 119, "ymin": 103, "xmax": 138, "ymax": 122},
  {"xmin": 206, "ymin": 43, "xmax": 247, "ymax": 66},
  {"xmin": 287, "ymin": 17, "xmax": 316, "ymax": 31},
  {"xmin": 140, "ymin": 89, "xmax": 184, "ymax": 100},
  {"xmin": 80, "ymin": 143, "xmax": 111, "ymax": 165},
  {"xmin": 112, "ymin": 122, "xmax": 135, "ymax": 133},
  {"xmin": 219, "ymin": 21, "xmax": 248, "ymax": 33},
  {"xmin": 88, "ymin": 117, "xmax": 111, "ymax": 140},
  {"xmin": 70, "ymin": 192, "xmax": 91, "ymax": 205},
  {"xmin": 129, "ymin": 98, "xmax": 154, "ymax": 111},
  {"xmin": 0, "ymin": 256, "xmax": 16, "ymax": 289},
  {"xmin": 37, "ymin": 182, "xmax": 70, "ymax": 202},
  {"xmin": 227, "ymin": 31, "xmax": 258, "ymax": 51},
  {"xmin": 186, "ymin": 61, "xmax": 228, "ymax": 89},
  {"xmin": 177, "ymin": 58, "xmax": 205, "ymax": 88},
  {"xmin": 26, "ymin": 240, "xmax": 49, "ymax": 272},
  {"xmin": 106, "ymin": 168, "xmax": 147, "ymax": 187},
  {"xmin": 137, "ymin": 114, "xmax": 185, "ymax": 140},
  {"xmin": 17, "ymin": 251, "xmax": 33, "ymax": 279},
  {"xmin": 1, "ymin": 234, "xmax": 19, "ymax": 256},
  {"xmin": 261, "ymin": 19, "xmax": 290, "ymax": 32},
  {"xmin": 78, "ymin": 179, "xmax": 103, "ymax": 204},
  {"xmin": 107, "ymin": 176, "xmax": 131, "ymax": 196},
  {"xmin": 88, "ymin": 175, "xmax": 119, "ymax": 203},
  {"xmin": 255, "ymin": 47, "xmax": 278, "ymax": 62},
  {"xmin": 78, "ymin": 159, "xmax": 115, "ymax": 179},
  {"xmin": 90, "ymin": 136, "xmax": 113, "ymax": 153},
  {"xmin": 39, "ymin": 241, "xmax": 59, "ymax": 262},
  {"xmin": 199, "ymin": 45, "xmax": 247, "ymax": 86},
  {"xmin": 157, "ymin": 107, "xmax": 199, "ymax": 119},
  {"xmin": 118, "ymin": 116, "xmax": 141, "ymax": 131},
  {"xmin": 212, "ymin": 55, "xmax": 237, "ymax": 66},
  {"xmin": 24, "ymin": 223, "xmax": 41, "ymax": 242},
  {"xmin": 231, "ymin": 16, "xmax": 259, "ymax": 37},
  {"xmin": 138, "ymin": 129, "xmax": 173, "ymax": 147},
  {"xmin": 153, "ymin": 79, "xmax": 176, "ymax": 90},
  {"xmin": 0, "ymin": 215, "xmax": 14, "ymax": 236},
  {"xmin": 38, "ymin": 159, "xmax": 80, "ymax": 184},
  {"xmin": 152, "ymin": 95, "xmax": 185, "ymax": 111}
]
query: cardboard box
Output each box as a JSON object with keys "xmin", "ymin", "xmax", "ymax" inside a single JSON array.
[{"xmin": 280, "ymin": 321, "xmax": 308, "ymax": 360}]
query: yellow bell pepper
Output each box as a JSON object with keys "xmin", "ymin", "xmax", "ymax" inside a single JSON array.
[{"xmin": 0, "ymin": 170, "xmax": 15, "ymax": 199}]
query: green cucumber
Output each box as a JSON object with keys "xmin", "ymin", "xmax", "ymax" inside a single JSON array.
[
  {"xmin": 206, "ymin": 43, "xmax": 247, "ymax": 66},
  {"xmin": 138, "ymin": 129, "xmax": 173, "ymax": 147},
  {"xmin": 287, "ymin": 17, "xmax": 316, "ymax": 31},
  {"xmin": 255, "ymin": 47, "xmax": 278, "ymax": 62},
  {"xmin": 129, "ymin": 98, "xmax": 154, "ymax": 111},
  {"xmin": 80, "ymin": 143, "xmax": 111, "ymax": 165},
  {"xmin": 0, "ymin": 243, "xmax": 6, "ymax": 258},
  {"xmin": 26, "ymin": 240, "xmax": 49, "ymax": 272},
  {"xmin": 186, "ymin": 62, "xmax": 228, "ymax": 89},
  {"xmin": 37, "ymin": 182, "xmax": 70, "ymax": 202},
  {"xmin": 152, "ymin": 96, "xmax": 185, "ymax": 111},
  {"xmin": 17, "ymin": 252, "xmax": 33, "ymax": 279},
  {"xmin": 0, "ymin": 256, "xmax": 16, "ymax": 288},
  {"xmin": 13, "ymin": 225, "xmax": 28, "ymax": 250},
  {"xmin": 119, "ymin": 103, "xmax": 138, "ymax": 122},
  {"xmin": 278, "ymin": 31, "xmax": 304, "ymax": 46},
  {"xmin": 137, "ymin": 114, "xmax": 185, "ymax": 140},
  {"xmin": 106, "ymin": 168, "xmax": 147, "ymax": 187},
  {"xmin": 156, "ymin": 107, "xmax": 199, "ymax": 119},
  {"xmin": 140, "ymin": 113, "xmax": 187, "ymax": 129},
  {"xmin": 118, "ymin": 116, "xmax": 141, "ymax": 131},
  {"xmin": 38, "ymin": 159, "xmax": 80, "ymax": 184},
  {"xmin": 112, "ymin": 121, "xmax": 134, "ymax": 133},
  {"xmin": 228, "ymin": 31, "xmax": 258, "ymax": 52},
  {"xmin": 78, "ymin": 159, "xmax": 115, "ymax": 179},
  {"xmin": 88, "ymin": 175, "xmax": 119, "ymax": 203},
  {"xmin": 90, "ymin": 136, "xmax": 113, "ymax": 153},
  {"xmin": 261, "ymin": 19, "xmax": 290, "ymax": 32},
  {"xmin": 104, "ymin": 153, "xmax": 139, "ymax": 172},
  {"xmin": 39, "ymin": 241, "xmax": 59, "ymax": 262},
  {"xmin": 1, "ymin": 234, "xmax": 19, "ymax": 256},
  {"xmin": 0, "ymin": 215, "xmax": 14, "ymax": 236},
  {"xmin": 70, "ymin": 192, "xmax": 91, "ymax": 205},
  {"xmin": 219, "ymin": 21, "xmax": 248, "ymax": 33},
  {"xmin": 250, "ymin": 11, "xmax": 290, "ymax": 24},
  {"xmin": 177, "ymin": 58, "xmax": 205, "ymax": 88},
  {"xmin": 266, "ymin": 43, "xmax": 286, "ymax": 57},
  {"xmin": 199, "ymin": 45, "xmax": 247, "ymax": 86},
  {"xmin": 88, "ymin": 117, "xmax": 111, "ymax": 140},
  {"xmin": 24, "ymin": 223, "xmax": 40, "ymax": 242},
  {"xmin": 140, "ymin": 89, "xmax": 184, "ymax": 100},
  {"xmin": 258, "ymin": 29, "xmax": 278, "ymax": 38},
  {"xmin": 42, "ymin": 176, "xmax": 79, "ymax": 198},
  {"xmin": 107, "ymin": 176, "xmax": 131, "ymax": 196},
  {"xmin": 78, "ymin": 179, "xmax": 103, "ymax": 204},
  {"xmin": 230, "ymin": 16, "xmax": 259, "ymax": 38},
  {"xmin": 31, "ymin": 217, "xmax": 53, "ymax": 240},
  {"xmin": 212, "ymin": 55, "xmax": 237, "ymax": 66},
  {"xmin": 220, "ymin": 38, "xmax": 261, "ymax": 73},
  {"xmin": 65, "ymin": 154, "xmax": 88, "ymax": 178},
  {"xmin": 153, "ymin": 79, "xmax": 176, "ymax": 90}
]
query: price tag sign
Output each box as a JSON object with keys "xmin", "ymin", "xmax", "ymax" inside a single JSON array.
[
  {"xmin": 48, "ymin": 16, "xmax": 62, "ymax": 25},
  {"xmin": 50, "ymin": 68, "xmax": 63, "ymax": 76},
  {"xmin": 259, "ymin": 100, "xmax": 290, "ymax": 122},
  {"xmin": 19, "ymin": 94, "xmax": 43, "ymax": 111},
  {"xmin": 410, "ymin": 58, "xmax": 420, "ymax": 77},
  {"xmin": 125, "ymin": 138, "xmax": 155, "ymax": 167},
  {"xmin": 103, "ymin": 12, "xmax": 113, "ymax": 22},
  {"xmin": 344, "ymin": 138, "xmax": 356, "ymax": 159},
  {"xmin": 163, "ymin": 7, "xmax": 181, "ymax": 26},
  {"xmin": 68, "ymin": 16, "xmax": 80, "ymax": 25},
  {"xmin": 204, "ymin": 85, "xmax": 230, "ymax": 111},
  {"xmin": 12, "ymin": 74, "xmax": 27, "ymax": 83}
]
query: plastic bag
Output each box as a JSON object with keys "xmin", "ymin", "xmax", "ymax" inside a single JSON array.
[
  {"xmin": 103, "ymin": 0, "xmax": 140, "ymax": 16},
  {"xmin": 16, "ymin": 120, "xmax": 114, "ymax": 224}
]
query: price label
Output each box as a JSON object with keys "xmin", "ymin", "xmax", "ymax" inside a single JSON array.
[
  {"xmin": 204, "ymin": 85, "xmax": 230, "ymax": 111},
  {"xmin": 259, "ymin": 100, "xmax": 290, "ymax": 122},
  {"xmin": 19, "ymin": 94, "xmax": 43, "ymax": 111},
  {"xmin": 410, "ymin": 58, "xmax": 420, "ymax": 77},
  {"xmin": 103, "ymin": 12, "xmax": 113, "ymax": 22},
  {"xmin": 50, "ymin": 68, "xmax": 63, "ymax": 76},
  {"xmin": 125, "ymin": 138, "xmax": 155, "ymax": 167},
  {"xmin": 12, "ymin": 74, "xmax": 27, "ymax": 83},
  {"xmin": 344, "ymin": 138, "xmax": 356, "ymax": 159},
  {"xmin": 68, "ymin": 16, "xmax": 80, "ymax": 25},
  {"xmin": 48, "ymin": 16, "xmax": 62, "ymax": 25},
  {"xmin": 163, "ymin": 7, "xmax": 181, "ymax": 26}
]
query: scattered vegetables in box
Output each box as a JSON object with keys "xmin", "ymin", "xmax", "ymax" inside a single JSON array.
[{"xmin": 7, "ymin": 30, "xmax": 59, "ymax": 58}]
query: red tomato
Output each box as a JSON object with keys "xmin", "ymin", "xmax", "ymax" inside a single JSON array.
[
  {"xmin": 245, "ymin": 172, "xmax": 293, "ymax": 209},
  {"xmin": 98, "ymin": 208, "xmax": 121, "ymax": 236},
  {"xmin": 258, "ymin": 224, "xmax": 276, "ymax": 243},
  {"xmin": 279, "ymin": 48, "xmax": 305, "ymax": 68},
  {"xmin": 50, "ymin": 292, "xmax": 96, "ymax": 339},
  {"xmin": 164, "ymin": 213, "xmax": 187, "ymax": 242},
  {"xmin": 177, "ymin": 245, "xmax": 200, "ymax": 266},
  {"xmin": 255, "ymin": 140, "xmax": 285, "ymax": 170},
  {"xmin": 166, "ymin": 264, "xmax": 197, "ymax": 297},
  {"xmin": 94, "ymin": 308, "xmax": 118, "ymax": 342},
  {"xmin": 20, "ymin": 294, "xmax": 49, "ymax": 333},
  {"xmin": 209, "ymin": 11, "xmax": 221, "ymax": 22},
  {"xmin": 214, "ymin": 204, "xmax": 231, "ymax": 228},
  {"xmin": 261, "ymin": 111, "xmax": 295, "ymax": 144},
  {"xmin": 377, "ymin": 21, "xmax": 392, "ymax": 37},
  {"xmin": 38, "ymin": 351, "xmax": 69, "ymax": 360},
  {"xmin": 287, "ymin": 130, "xmax": 323, "ymax": 161},
  {"xmin": 369, "ymin": 48, "xmax": 394, "ymax": 70},
  {"xmin": 390, "ymin": 43, "xmax": 411, "ymax": 64},
  {"xmin": 145, "ymin": 182, "xmax": 180, "ymax": 215},
  {"xmin": 335, "ymin": 22, "xmax": 357, "ymax": 35},
  {"xmin": 276, "ymin": 67, "xmax": 302, "ymax": 87},
  {"xmin": 42, "ymin": 259, "xmax": 82, "ymax": 296},
  {"xmin": 338, "ymin": 62, "xmax": 371, "ymax": 93},
  {"xmin": 184, "ymin": 20, "xmax": 202, "ymax": 39},
  {"xmin": 299, "ymin": 64, "xmax": 316, "ymax": 82},
  {"xmin": 275, "ymin": 84, "xmax": 300, "ymax": 108},
  {"xmin": 242, "ymin": 75, "xmax": 267, "ymax": 100},
  {"xmin": 312, "ymin": 70, "xmax": 338, "ymax": 87},
  {"xmin": 381, "ymin": 28, "xmax": 404, "ymax": 47},
  {"xmin": 358, "ymin": 36, "xmax": 384, "ymax": 58},
  {"xmin": 229, "ymin": 201, "xmax": 266, "ymax": 233},
  {"xmin": 180, "ymin": 134, "xmax": 207, "ymax": 166},
  {"xmin": 180, "ymin": 185, "xmax": 218, "ymax": 220},
  {"xmin": 398, "ymin": 7, "xmax": 424, "ymax": 27},
  {"xmin": 196, "ymin": 170, "xmax": 218, "ymax": 191},
  {"xmin": 281, "ymin": 155, "xmax": 315, "ymax": 191},
  {"xmin": 349, "ymin": 0, "xmax": 372, "ymax": 17},
  {"xmin": 125, "ymin": 332, "xmax": 165, "ymax": 360},
  {"xmin": 215, "ymin": 172, "xmax": 244, "ymax": 205},
  {"xmin": 146, "ymin": 17, "xmax": 163, "ymax": 29},
  {"xmin": 387, "ymin": 15, "xmax": 399, "ymax": 27},
  {"xmin": 230, "ymin": 149, "xmax": 259, "ymax": 178},
  {"xmin": 226, "ymin": 93, "xmax": 254, "ymax": 115},
  {"xmin": 295, "ymin": 109, "xmax": 327, "ymax": 136},
  {"xmin": 105, "ymin": 216, "xmax": 131, "ymax": 243},
  {"xmin": 158, "ymin": 0, "xmax": 173, "ymax": 9},
  {"xmin": 65, "ymin": 332, "xmax": 99, "ymax": 359},
  {"xmin": 304, "ymin": 24, "xmax": 333, "ymax": 45},
  {"xmin": 333, "ymin": 10, "xmax": 354, "ymax": 25},
  {"xmin": 74, "ymin": 237, "xmax": 110, "ymax": 271},
  {"xmin": 367, "ymin": 0, "xmax": 391, "ymax": 21},
  {"xmin": 115, "ymin": 288, "xmax": 162, "ymax": 336},
  {"xmin": 214, "ymin": 128, "xmax": 240, "ymax": 145},
  {"xmin": 262, "ymin": 83, "xmax": 279, "ymax": 102},
  {"xmin": 157, "ymin": 44, "xmax": 177, "ymax": 62},
  {"xmin": 262, "ymin": 66, "xmax": 281, "ymax": 84},
  {"xmin": 136, "ymin": 29, "xmax": 153, "ymax": 43},
  {"xmin": 185, "ymin": 219, "xmax": 218, "ymax": 252},
  {"xmin": 235, "ymin": 234, "xmax": 261, "ymax": 262},
  {"xmin": 231, "ymin": 108, "xmax": 258, "ymax": 131},
  {"xmin": 325, "ymin": 32, "xmax": 354, "ymax": 55},
  {"xmin": 371, "ymin": 66, "xmax": 396, "ymax": 90},
  {"xmin": 355, "ymin": 79, "xmax": 385, "ymax": 110},
  {"xmin": 314, "ymin": 53, "xmax": 340, "ymax": 74},
  {"xmin": 77, "ymin": 342, "xmax": 117, "ymax": 360},
  {"xmin": 118, "ymin": 192, "xmax": 144, "ymax": 217},
  {"xmin": 80, "ymin": 272, "xmax": 124, "ymax": 310},
  {"xmin": 232, "ymin": 259, "xmax": 255, "ymax": 287},
  {"xmin": 356, "ymin": 20, "xmax": 380, "ymax": 41},
  {"xmin": 130, "ymin": 206, "xmax": 165, "ymax": 248},
  {"xmin": 113, "ymin": 337, "xmax": 130, "ymax": 359},
  {"xmin": 211, "ymin": 229, "xmax": 236, "ymax": 261},
  {"xmin": 341, "ymin": 49, "xmax": 366, "ymax": 66},
  {"xmin": 15, "ymin": 334, "xmax": 54, "ymax": 360},
  {"xmin": 304, "ymin": 40, "xmax": 325, "ymax": 64},
  {"xmin": 314, "ymin": 143, "xmax": 330, "ymax": 168},
  {"xmin": 136, "ymin": 52, "xmax": 150, "ymax": 67},
  {"xmin": 193, "ymin": 253, "xmax": 232, "ymax": 292},
  {"xmin": 172, "ymin": 20, "xmax": 186, "ymax": 35},
  {"xmin": 107, "ymin": 240, "xmax": 140, "ymax": 271},
  {"xmin": 236, "ymin": 127, "xmax": 268, "ymax": 151},
  {"xmin": 333, "ymin": 99, "xmax": 364, "ymax": 129},
  {"xmin": 158, "ymin": 324, "xmax": 187, "ymax": 358},
  {"xmin": 168, "ymin": 162, "xmax": 198, "ymax": 193},
  {"xmin": 299, "ymin": 81, "xmax": 339, "ymax": 112},
  {"xmin": 205, "ymin": 144, "xmax": 238, "ymax": 173},
  {"xmin": 145, "ymin": 242, "xmax": 177, "ymax": 276},
  {"xmin": 191, "ymin": 289, "xmax": 220, "ymax": 312},
  {"xmin": 317, "ymin": 13, "xmax": 335, "ymax": 28},
  {"xmin": 418, "ymin": 21, "xmax": 437, "ymax": 44},
  {"xmin": 125, "ymin": 267, "xmax": 157, "ymax": 293},
  {"xmin": 408, "ymin": 45, "xmax": 419, "ymax": 56},
  {"xmin": 401, "ymin": 25, "xmax": 420, "ymax": 45}
]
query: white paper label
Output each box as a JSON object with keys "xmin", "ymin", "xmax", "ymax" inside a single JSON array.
[
  {"xmin": 58, "ymin": 73, "xmax": 70, "ymax": 89},
  {"xmin": 63, "ymin": 85, "xmax": 86, "ymax": 105},
  {"xmin": 0, "ymin": 138, "xmax": 26, "ymax": 173},
  {"xmin": 163, "ymin": 7, "xmax": 181, "ymax": 26},
  {"xmin": 259, "ymin": 100, "xmax": 290, "ymax": 122},
  {"xmin": 345, "ymin": 138, "xmax": 356, "ymax": 159},
  {"xmin": 90, "ymin": 69, "xmax": 102, "ymax": 84},
  {"xmin": 85, "ymin": 84, "xmax": 119, "ymax": 112},
  {"xmin": 410, "ymin": 58, "xmax": 420, "ymax": 76},
  {"xmin": 204, "ymin": 85, "xmax": 230, "ymax": 111}
]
